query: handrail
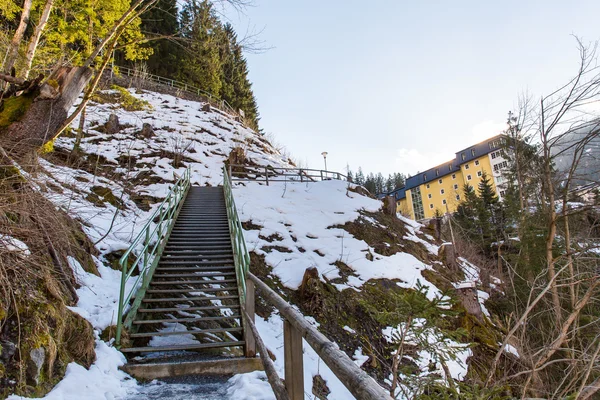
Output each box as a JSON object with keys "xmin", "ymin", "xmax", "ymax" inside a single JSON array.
[
  {"xmin": 223, "ymin": 165, "xmax": 250, "ymax": 302},
  {"xmin": 228, "ymin": 164, "xmax": 350, "ymax": 186},
  {"xmin": 112, "ymin": 65, "xmax": 242, "ymax": 121},
  {"xmin": 115, "ymin": 168, "xmax": 191, "ymax": 347},
  {"xmin": 246, "ymin": 272, "xmax": 393, "ymax": 400}
]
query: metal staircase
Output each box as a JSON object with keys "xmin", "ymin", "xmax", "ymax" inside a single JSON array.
[{"xmin": 121, "ymin": 186, "xmax": 245, "ymax": 354}]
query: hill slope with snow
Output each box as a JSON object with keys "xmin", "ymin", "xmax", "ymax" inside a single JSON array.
[{"xmin": 8, "ymin": 87, "xmax": 498, "ymax": 400}]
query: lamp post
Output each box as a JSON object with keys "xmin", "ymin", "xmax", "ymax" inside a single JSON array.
[{"xmin": 321, "ymin": 151, "xmax": 328, "ymax": 171}]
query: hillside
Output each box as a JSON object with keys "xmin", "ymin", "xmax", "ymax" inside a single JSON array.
[{"xmin": 3, "ymin": 88, "xmax": 499, "ymax": 399}]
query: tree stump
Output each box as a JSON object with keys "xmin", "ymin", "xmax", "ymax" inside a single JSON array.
[
  {"xmin": 0, "ymin": 66, "xmax": 92, "ymax": 160},
  {"xmin": 105, "ymin": 113, "xmax": 120, "ymax": 134}
]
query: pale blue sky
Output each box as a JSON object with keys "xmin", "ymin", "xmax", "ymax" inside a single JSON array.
[{"xmin": 223, "ymin": 1, "xmax": 600, "ymax": 176}]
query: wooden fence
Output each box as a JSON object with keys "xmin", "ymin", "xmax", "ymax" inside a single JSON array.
[
  {"xmin": 243, "ymin": 272, "xmax": 393, "ymax": 400},
  {"xmin": 228, "ymin": 164, "xmax": 350, "ymax": 186}
]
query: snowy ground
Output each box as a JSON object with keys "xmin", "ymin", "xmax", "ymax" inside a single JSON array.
[{"xmin": 9, "ymin": 88, "xmax": 487, "ymax": 399}]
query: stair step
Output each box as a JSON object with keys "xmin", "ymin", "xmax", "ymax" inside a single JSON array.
[
  {"xmin": 159, "ymin": 260, "xmax": 234, "ymax": 266},
  {"xmin": 130, "ymin": 326, "xmax": 242, "ymax": 337},
  {"xmin": 162, "ymin": 254, "xmax": 233, "ymax": 260},
  {"xmin": 138, "ymin": 305, "xmax": 240, "ymax": 313},
  {"xmin": 120, "ymin": 341, "xmax": 245, "ymax": 353},
  {"xmin": 162, "ymin": 250, "xmax": 233, "ymax": 255},
  {"xmin": 133, "ymin": 315, "xmax": 241, "ymax": 324},
  {"xmin": 150, "ymin": 279, "xmax": 237, "ymax": 285},
  {"xmin": 147, "ymin": 287, "xmax": 238, "ymax": 294},
  {"xmin": 155, "ymin": 266, "xmax": 235, "ymax": 272},
  {"xmin": 142, "ymin": 295, "xmax": 239, "ymax": 303},
  {"xmin": 153, "ymin": 272, "xmax": 236, "ymax": 278}
]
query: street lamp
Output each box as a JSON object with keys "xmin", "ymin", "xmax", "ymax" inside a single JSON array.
[{"xmin": 321, "ymin": 151, "xmax": 328, "ymax": 171}]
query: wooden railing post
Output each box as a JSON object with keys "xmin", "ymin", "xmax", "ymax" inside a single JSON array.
[
  {"xmin": 320, "ymin": 170, "xmax": 324, "ymax": 181},
  {"xmin": 244, "ymin": 278, "xmax": 256, "ymax": 357},
  {"xmin": 300, "ymin": 168, "xmax": 303, "ymax": 182},
  {"xmin": 284, "ymin": 320, "xmax": 304, "ymax": 400},
  {"xmin": 265, "ymin": 166, "xmax": 269, "ymax": 186},
  {"xmin": 228, "ymin": 164, "xmax": 233, "ymax": 184}
]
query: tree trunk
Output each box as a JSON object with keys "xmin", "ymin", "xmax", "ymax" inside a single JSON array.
[
  {"xmin": 22, "ymin": 0, "xmax": 55, "ymax": 79},
  {"xmin": 3, "ymin": 0, "xmax": 34, "ymax": 73},
  {"xmin": 0, "ymin": 67, "xmax": 92, "ymax": 159}
]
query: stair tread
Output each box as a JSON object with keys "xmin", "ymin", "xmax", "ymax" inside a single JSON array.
[
  {"xmin": 153, "ymin": 272, "xmax": 236, "ymax": 278},
  {"xmin": 139, "ymin": 305, "xmax": 240, "ymax": 313},
  {"xmin": 147, "ymin": 287, "xmax": 238, "ymax": 294},
  {"xmin": 133, "ymin": 315, "xmax": 241, "ymax": 324},
  {"xmin": 150, "ymin": 279, "xmax": 237, "ymax": 285},
  {"xmin": 130, "ymin": 327, "xmax": 242, "ymax": 337},
  {"xmin": 121, "ymin": 341, "xmax": 245, "ymax": 353},
  {"xmin": 142, "ymin": 295, "xmax": 239, "ymax": 303}
]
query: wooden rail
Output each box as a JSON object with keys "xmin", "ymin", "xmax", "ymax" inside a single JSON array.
[
  {"xmin": 229, "ymin": 164, "xmax": 350, "ymax": 186},
  {"xmin": 245, "ymin": 272, "xmax": 393, "ymax": 400}
]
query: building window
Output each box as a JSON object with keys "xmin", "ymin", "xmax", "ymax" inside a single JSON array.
[
  {"xmin": 464, "ymin": 164, "xmax": 470, "ymax": 170},
  {"xmin": 436, "ymin": 169, "xmax": 439, "ymax": 176},
  {"xmin": 448, "ymin": 164, "xmax": 453, "ymax": 171},
  {"xmin": 426, "ymin": 184, "xmax": 430, "ymax": 189},
  {"xmin": 440, "ymin": 189, "xmax": 445, "ymax": 194},
  {"xmin": 429, "ymin": 204, "xmax": 434, "ymax": 209},
  {"xmin": 477, "ymin": 171, "xmax": 482, "ymax": 177},
  {"xmin": 453, "ymin": 184, "xmax": 458, "ymax": 190},
  {"xmin": 500, "ymin": 190, "xmax": 506, "ymax": 196},
  {"xmin": 475, "ymin": 160, "xmax": 480, "ymax": 166},
  {"xmin": 438, "ymin": 179, "xmax": 442, "ymax": 184},
  {"xmin": 442, "ymin": 199, "xmax": 447, "ymax": 205},
  {"xmin": 491, "ymin": 151, "xmax": 498, "ymax": 159},
  {"xmin": 452, "ymin": 173, "xmax": 456, "ymax": 179},
  {"xmin": 461, "ymin": 153, "xmax": 466, "ymax": 160},
  {"xmin": 467, "ymin": 174, "xmax": 472, "ymax": 180},
  {"xmin": 428, "ymin": 193, "xmax": 432, "ymax": 199},
  {"xmin": 456, "ymin": 194, "xmax": 460, "ymax": 200},
  {"xmin": 471, "ymin": 149, "xmax": 476, "ymax": 157},
  {"xmin": 423, "ymin": 174, "xmax": 427, "ymax": 180}
]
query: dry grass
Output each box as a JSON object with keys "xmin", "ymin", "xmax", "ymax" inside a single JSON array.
[{"xmin": 0, "ymin": 161, "xmax": 96, "ymax": 396}]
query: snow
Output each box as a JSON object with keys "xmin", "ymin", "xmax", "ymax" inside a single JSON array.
[
  {"xmin": 234, "ymin": 180, "xmax": 439, "ymax": 298},
  {"xmin": 0, "ymin": 234, "xmax": 30, "ymax": 256},
  {"xmin": 503, "ymin": 343, "xmax": 520, "ymax": 358},
  {"xmin": 343, "ymin": 325, "xmax": 356, "ymax": 334},
  {"xmin": 67, "ymin": 256, "xmax": 136, "ymax": 331},
  {"xmin": 352, "ymin": 348, "xmax": 369, "ymax": 367},
  {"xmin": 8, "ymin": 341, "xmax": 138, "ymax": 400}
]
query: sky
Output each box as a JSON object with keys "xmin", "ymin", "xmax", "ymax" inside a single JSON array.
[{"xmin": 221, "ymin": 0, "xmax": 600, "ymax": 177}]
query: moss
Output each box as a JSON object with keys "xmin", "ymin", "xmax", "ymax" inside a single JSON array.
[
  {"xmin": 39, "ymin": 139, "xmax": 55, "ymax": 154},
  {"xmin": 90, "ymin": 185, "xmax": 123, "ymax": 209},
  {"xmin": 0, "ymin": 95, "xmax": 34, "ymax": 129},
  {"xmin": 110, "ymin": 85, "xmax": 152, "ymax": 111},
  {"xmin": 46, "ymin": 79, "xmax": 59, "ymax": 90}
]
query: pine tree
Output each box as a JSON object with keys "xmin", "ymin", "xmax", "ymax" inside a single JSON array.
[
  {"xmin": 179, "ymin": 0, "xmax": 223, "ymax": 96},
  {"xmin": 355, "ymin": 167, "xmax": 365, "ymax": 186},
  {"xmin": 140, "ymin": 0, "xmax": 180, "ymax": 76}
]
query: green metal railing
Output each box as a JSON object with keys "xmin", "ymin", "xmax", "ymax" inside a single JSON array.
[
  {"xmin": 115, "ymin": 168, "xmax": 191, "ymax": 347},
  {"xmin": 223, "ymin": 166, "xmax": 250, "ymax": 303}
]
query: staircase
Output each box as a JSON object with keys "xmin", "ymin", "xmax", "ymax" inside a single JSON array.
[{"xmin": 122, "ymin": 186, "xmax": 245, "ymax": 355}]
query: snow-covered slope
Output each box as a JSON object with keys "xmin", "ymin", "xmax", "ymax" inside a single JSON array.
[{"xmin": 10, "ymin": 88, "xmax": 491, "ymax": 400}]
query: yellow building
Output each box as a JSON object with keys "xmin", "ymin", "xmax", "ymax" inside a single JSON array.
[{"xmin": 388, "ymin": 135, "xmax": 508, "ymax": 221}]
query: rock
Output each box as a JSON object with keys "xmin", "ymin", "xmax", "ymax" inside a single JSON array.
[
  {"xmin": 27, "ymin": 347, "xmax": 45, "ymax": 386},
  {"xmin": 201, "ymin": 103, "xmax": 211, "ymax": 112},
  {"xmin": 105, "ymin": 113, "xmax": 120, "ymax": 134},
  {"xmin": 140, "ymin": 123, "xmax": 155, "ymax": 138},
  {"xmin": 0, "ymin": 341, "xmax": 16, "ymax": 363}
]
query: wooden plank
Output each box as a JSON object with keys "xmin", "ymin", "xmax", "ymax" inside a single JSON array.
[
  {"xmin": 248, "ymin": 272, "xmax": 393, "ymax": 400},
  {"xmin": 284, "ymin": 320, "xmax": 304, "ymax": 400}
]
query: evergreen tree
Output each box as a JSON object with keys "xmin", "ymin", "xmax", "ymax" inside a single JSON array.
[
  {"xmin": 179, "ymin": 0, "xmax": 223, "ymax": 96},
  {"xmin": 219, "ymin": 23, "xmax": 259, "ymax": 130},
  {"xmin": 355, "ymin": 167, "xmax": 365, "ymax": 186},
  {"xmin": 140, "ymin": 0, "xmax": 181, "ymax": 76}
]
